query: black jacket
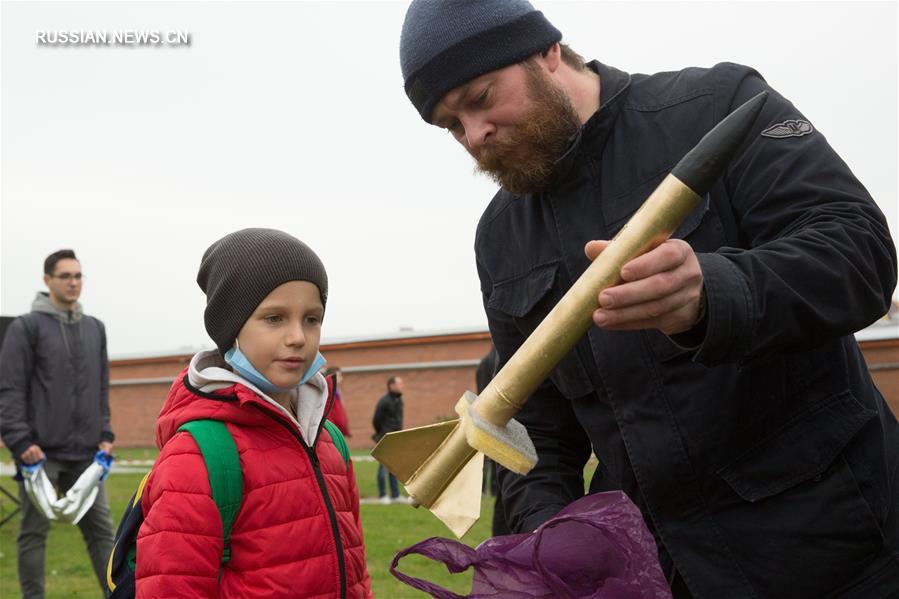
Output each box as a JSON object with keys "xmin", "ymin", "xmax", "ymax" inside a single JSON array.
[
  {"xmin": 0, "ymin": 293, "xmax": 113, "ymax": 461},
  {"xmin": 372, "ymin": 391, "xmax": 403, "ymax": 442},
  {"xmin": 475, "ymin": 62, "xmax": 898, "ymax": 598},
  {"xmin": 475, "ymin": 347, "xmax": 498, "ymax": 394}
]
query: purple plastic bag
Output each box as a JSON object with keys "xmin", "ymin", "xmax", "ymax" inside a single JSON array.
[{"xmin": 390, "ymin": 491, "xmax": 672, "ymax": 599}]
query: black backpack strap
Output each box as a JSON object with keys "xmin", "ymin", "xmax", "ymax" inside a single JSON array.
[{"xmin": 19, "ymin": 313, "xmax": 39, "ymax": 353}]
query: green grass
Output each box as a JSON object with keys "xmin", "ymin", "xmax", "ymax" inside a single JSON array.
[
  {"xmin": 0, "ymin": 450, "xmax": 599, "ymax": 598},
  {"xmin": 0, "ymin": 471, "xmax": 145, "ymax": 599},
  {"xmin": 357, "ymin": 454, "xmax": 496, "ymax": 597},
  {"xmin": 0, "ymin": 450, "xmax": 498, "ymax": 598},
  {"xmin": 109, "ymin": 447, "xmax": 158, "ymax": 462}
]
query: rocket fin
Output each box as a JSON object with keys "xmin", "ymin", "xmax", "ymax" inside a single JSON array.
[
  {"xmin": 430, "ymin": 451, "xmax": 485, "ymax": 539},
  {"xmin": 371, "ymin": 420, "xmax": 460, "ymax": 484}
]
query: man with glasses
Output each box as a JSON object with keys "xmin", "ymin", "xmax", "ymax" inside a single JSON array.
[{"xmin": 0, "ymin": 249, "xmax": 115, "ymax": 599}]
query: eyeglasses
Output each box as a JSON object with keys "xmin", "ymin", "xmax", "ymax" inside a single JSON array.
[{"xmin": 51, "ymin": 273, "xmax": 83, "ymax": 281}]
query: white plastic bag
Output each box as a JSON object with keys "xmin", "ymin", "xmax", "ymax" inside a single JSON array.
[{"xmin": 20, "ymin": 451, "xmax": 113, "ymax": 524}]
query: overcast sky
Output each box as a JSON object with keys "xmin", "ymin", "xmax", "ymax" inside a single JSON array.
[{"xmin": 1, "ymin": 1, "xmax": 896, "ymax": 358}]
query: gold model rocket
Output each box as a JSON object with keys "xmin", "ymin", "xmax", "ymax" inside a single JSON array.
[{"xmin": 373, "ymin": 92, "xmax": 769, "ymax": 537}]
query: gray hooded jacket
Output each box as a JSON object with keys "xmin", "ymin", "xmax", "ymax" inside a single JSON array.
[{"xmin": 0, "ymin": 292, "xmax": 113, "ymax": 460}]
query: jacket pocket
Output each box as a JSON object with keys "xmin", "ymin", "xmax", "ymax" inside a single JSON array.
[
  {"xmin": 487, "ymin": 262, "xmax": 559, "ymax": 318},
  {"xmin": 643, "ymin": 329, "xmax": 694, "ymax": 363},
  {"xmin": 671, "ymin": 193, "xmax": 711, "ymax": 241},
  {"xmin": 717, "ymin": 390, "xmax": 876, "ymax": 502},
  {"xmin": 607, "ymin": 187, "xmax": 723, "ymax": 261},
  {"xmin": 487, "ymin": 262, "xmax": 594, "ymax": 400},
  {"xmin": 711, "ymin": 391, "xmax": 883, "ymax": 595}
]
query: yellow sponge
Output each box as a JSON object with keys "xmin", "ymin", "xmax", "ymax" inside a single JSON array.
[{"xmin": 456, "ymin": 392, "xmax": 537, "ymax": 475}]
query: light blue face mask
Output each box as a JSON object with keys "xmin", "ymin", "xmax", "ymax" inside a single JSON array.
[
  {"xmin": 302, "ymin": 352, "xmax": 327, "ymax": 383},
  {"xmin": 224, "ymin": 347, "xmax": 326, "ymax": 394}
]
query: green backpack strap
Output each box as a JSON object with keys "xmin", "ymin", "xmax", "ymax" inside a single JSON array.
[
  {"xmin": 323, "ymin": 420, "xmax": 350, "ymax": 466},
  {"xmin": 177, "ymin": 420, "xmax": 243, "ymax": 566}
]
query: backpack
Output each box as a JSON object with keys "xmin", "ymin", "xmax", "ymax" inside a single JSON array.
[
  {"xmin": 19, "ymin": 313, "xmax": 39, "ymax": 353},
  {"xmin": 106, "ymin": 418, "xmax": 350, "ymax": 597}
]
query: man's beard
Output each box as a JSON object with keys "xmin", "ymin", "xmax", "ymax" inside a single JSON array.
[{"xmin": 475, "ymin": 63, "xmax": 582, "ymax": 195}]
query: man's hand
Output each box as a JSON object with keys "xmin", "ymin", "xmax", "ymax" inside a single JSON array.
[
  {"xmin": 585, "ymin": 239, "xmax": 705, "ymax": 335},
  {"xmin": 98, "ymin": 441, "xmax": 114, "ymax": 455},
  {"xmin": 20, "ymin": 444, "xmax": 45, "ymax": 465}
]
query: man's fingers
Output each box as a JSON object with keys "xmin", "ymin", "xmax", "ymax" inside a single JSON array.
[
  {"xmin": 588, "ymin": 238, "xmax": 703, "ymax": 335},
  {"xmin": 586, "ymin": 240, "xmax": 690, "ymax": 281},
  {"xmin": 20, "ymin": 445, "xmax": 45, "ymax": 465},
  {"xmin": 600, "ymin": 271, "xmax": 676, "ymax": 309},
  {"xmin": 601, "ymin": 263, "xmax": 702, "ymax": 309},
  {"xmin": 595, "ymin": 288, "xmax": 694, "ymax": 325},
  {"xmin": 620, "ymin": 239, "xmax": 689, "ymax": 282},
  {"xmin": 584, "ymin": 240, "xmax": 611, "ymax": 261}
]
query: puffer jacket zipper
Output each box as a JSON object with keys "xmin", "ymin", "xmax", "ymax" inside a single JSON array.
[{"xmin": 250, "ymin": 403, "xmax": 347, "ymax": 599}]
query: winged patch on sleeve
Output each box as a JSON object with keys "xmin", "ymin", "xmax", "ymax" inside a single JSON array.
[{"xmin": 761, "ymin": 119, "xmax": 814, "ymax": 139}]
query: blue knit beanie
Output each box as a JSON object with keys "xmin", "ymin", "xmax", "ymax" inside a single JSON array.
[{"xmin": 400, "ymin": 0, "xmax": 562, "ymax": 123}]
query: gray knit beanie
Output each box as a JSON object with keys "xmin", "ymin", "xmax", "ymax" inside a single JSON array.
[
  {"xmin": 197, "ymin": 228, "xmax": 328, "ymax": 356},
  {"xmin": 400, "ymin": 0, "xmax": 562, "ymax": 123}
]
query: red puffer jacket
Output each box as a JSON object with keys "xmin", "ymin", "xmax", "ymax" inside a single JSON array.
[{"xmin": 136, "ymin": 368, "xmax": 372, "ymax": 598}]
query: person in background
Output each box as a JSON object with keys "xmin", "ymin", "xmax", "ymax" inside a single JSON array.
[
  {"xmin": 323, "ymin": 366, "xmax": 351, "ymax": 437},
  {"xmin": 0, "ymin": 249, "xmax": 115, "ymax": 599},
  {"xmin": 372, "ymin": 376, "xmax": 408, "ymax": 504}
]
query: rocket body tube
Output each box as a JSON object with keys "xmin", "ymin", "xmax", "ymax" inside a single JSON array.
[
  {"xmin": 476, "ymin": 174, "xmax": 703, "ymax": 426},
  {"xmin": 476, "ymin": 92, "xmax": 768, "ymax": 427},
  {"xmin": 372, "ymin": 92, "xmax": 769, "ymax": 537}
]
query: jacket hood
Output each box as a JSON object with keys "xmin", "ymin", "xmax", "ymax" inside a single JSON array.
[
  {"xmin": 32, "ymin": 291, "xmax": 83, "ymax": 324},
  {"xmin": 156, "ymin": 349, "xmax": 331, "ymax": 449}
]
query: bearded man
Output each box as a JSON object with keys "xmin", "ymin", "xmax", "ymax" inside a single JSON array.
[{"xmin": 399, "ymin": 1, "xmax": 899, "ymax": 597}]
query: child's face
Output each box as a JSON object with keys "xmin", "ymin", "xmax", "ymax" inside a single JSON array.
[{"xmin": 235, "ymin": 280, "xmax": 324, "ymax": 389}]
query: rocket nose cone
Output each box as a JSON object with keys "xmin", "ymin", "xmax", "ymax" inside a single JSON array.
[
  {"xmin": 672, "ymin": 91, "xmax": 769, "ymax": 196},
  {"xmin": 723, "ymin": 91, "xmax": 769, "ymax": 140}
]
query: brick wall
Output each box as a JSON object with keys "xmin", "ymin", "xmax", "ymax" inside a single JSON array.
[
  {"xmin": 319, "ymin": 332, "xmax": 493, "ymax": 449},
  {"xmin": 861, "ymin": 338, "xmax": 899, "ymax": 417},
  {"xmin": 104, "ymin": 333, "xmax": 899, "ymax": 449},
  {"xmin": 107, "ymin": 331, "xmax": 493, "ymax": 450},
  {"xmin": 108, "ymin": 354, "xmax": 192, "ymax": 449}
]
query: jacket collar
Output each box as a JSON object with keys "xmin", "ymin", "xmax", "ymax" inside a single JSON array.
[
  {"xmin": 551, "ymin": 61, "xmax": 632, "ymax": 185},
  {"xmin": 187, "ymin": 349, "xmax": 329, "ymax": 445}
]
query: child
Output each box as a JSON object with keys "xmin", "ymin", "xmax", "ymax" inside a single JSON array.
[{"xmin": 135, "ymin": 228, "xmax": 372, "ymax": 598}]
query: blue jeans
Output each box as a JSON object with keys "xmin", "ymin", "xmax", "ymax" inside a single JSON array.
[{"xmin": 377, "ymin": 464, "xmax": 399, "ymax": 498}]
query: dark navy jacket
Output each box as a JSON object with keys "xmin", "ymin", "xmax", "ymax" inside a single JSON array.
[
  {"xmin": 372, "ymin": 391, "xmax": 404, "ymax": 442},
  {"xmin": 476, "ymin": 62, "xmax": 898, "ymax": 598}
]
